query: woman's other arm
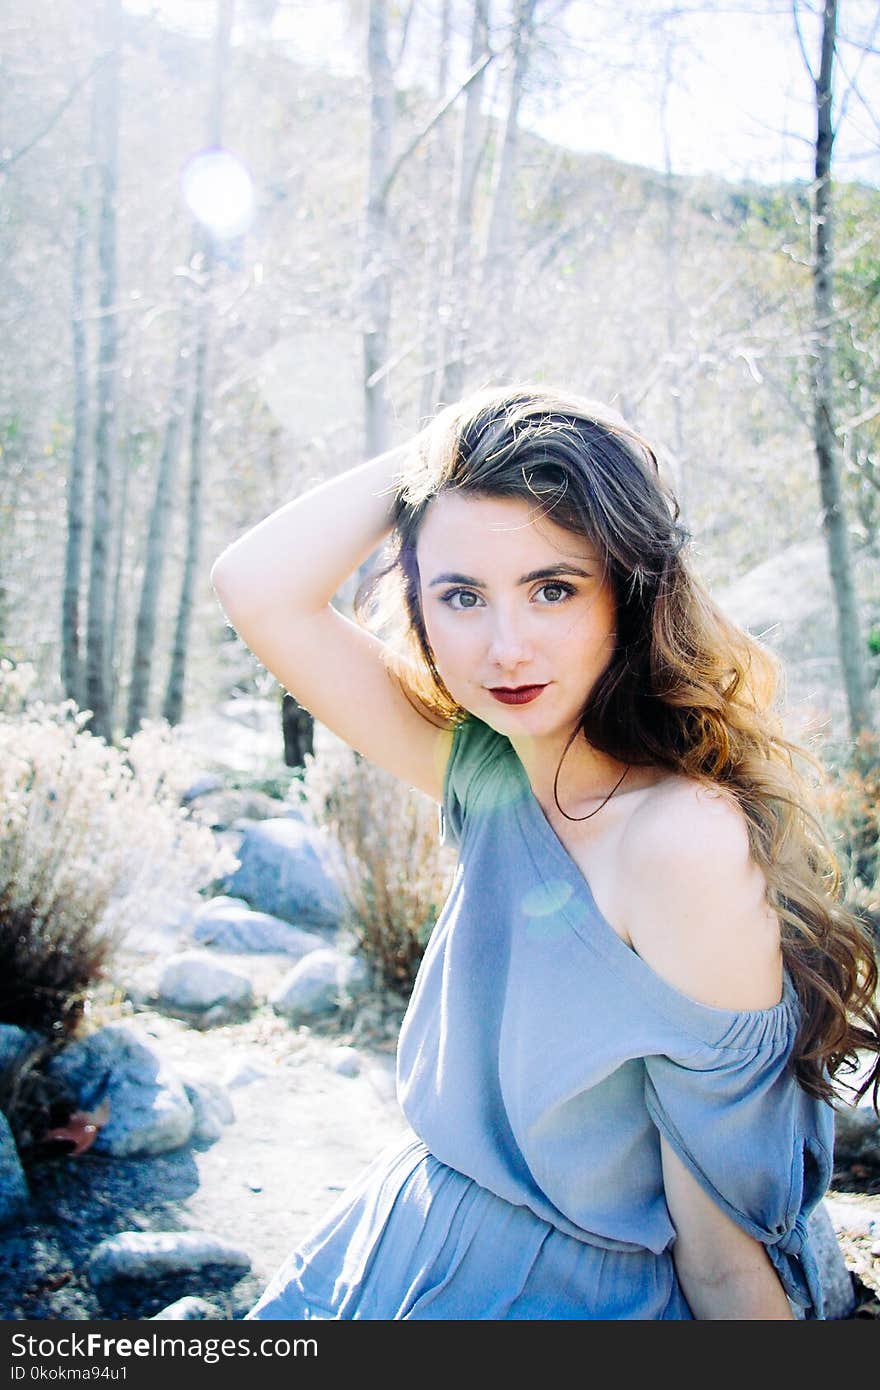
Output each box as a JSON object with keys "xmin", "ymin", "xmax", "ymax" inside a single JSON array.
[
  {"xmin": 210, "ymin": 442, "xmax": 453, "ymax": 802},
  {"xmin": 623, "ymin": 780, "xmax": 796, "ymax": 1319},
  {"xmin": 660, "ymin": 1138, "xmax": 795, "ymax": 1320}
]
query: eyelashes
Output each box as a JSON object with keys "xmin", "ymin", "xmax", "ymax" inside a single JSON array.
[{"xmin": 439, "ymin": 582, "xmax": 577, "ymax": 611}]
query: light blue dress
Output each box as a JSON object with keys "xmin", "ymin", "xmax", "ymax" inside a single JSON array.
[{"xmin": 248, "ymin": 716, "xmax": 834, "ymax": 1320}]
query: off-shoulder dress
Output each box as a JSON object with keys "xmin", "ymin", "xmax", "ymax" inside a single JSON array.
[{"xmin": 247, "ymin": 716, "xmax": 834, "ymax": 1320}]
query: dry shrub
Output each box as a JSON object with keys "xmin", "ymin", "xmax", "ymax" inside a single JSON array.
[
  {"xmin": 299, "ymin": 742, "xmax": 456, "ymax": 994},
  {"xmin": 815, "ymin": 730, "xmax": 880, "ymax": 930},
  {"xmin": 0, "ymin": 691, "xmax": 237, "ymax": 1039}
]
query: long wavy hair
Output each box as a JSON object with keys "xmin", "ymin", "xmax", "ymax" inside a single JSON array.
[{"xmin": 356, "ymin": 383, "xmax": 880, "ymax": 1110}]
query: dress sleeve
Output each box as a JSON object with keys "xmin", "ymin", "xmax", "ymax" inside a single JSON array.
[
  {"xmin": 642, "ymin": 1001, "xmax": 835, "ymax": 1319},
  {"xmin": 438, "ymin": 717, "xmax": 508, "ymax": 850}
]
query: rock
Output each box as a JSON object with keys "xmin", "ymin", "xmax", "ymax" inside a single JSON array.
[
  {"xmin": 182, "ymin": 1077, "xmax": 235, "ymax": 1144},
  {"xmin": 222, "ymin": 818, "xmax": 343, "ymax": 930},
  {"xmin": 823, "ymin": 1196, "xmax": 880, "ymax": 1239},
  {"xmin": 0, "ymin": 1111, "xmax": 29, "ymax": 1229},
  {"xmin": 180, "ymin": 773, "xmax": 224, "ymax": 804},
  {"xmin": 47, "ymin": 1024, "xmax": 194, "ymax": 1158},
  {"xmin": 329, "ymin": 1046, "xmax": 361, "ymax": 1078},
  {"xmin": 157, "ymin": 953, "xmax": 254, "ymax": 1013},
  {"xmin": 270, "ymin": 949, "xmax": 370, "ymax": 1024},
  {"xmin": 192, "ymin": 897, "xmax": 326, "ymax": 958},
  {"xmin": 88, "ymin": 1231, "xmax": 251, "ymax": 1285},
  {"xmin": 808, "ymin": 1201, "xmax": 856, "ymax": 1320},
  {"xmin": 833, "ymin": 1090, "xmax": 880, "ymax": 1166},
  {"xmin": 221, "ymin": 1061, "xmax": 270, "ymax": 1089},
  {"xmin": 151, "ymin": 1296, "xmax": 222, "ymax": 1320},
  {"xmin": 188, "ymin": 788, "xmax": 285, "ymax": 830}
]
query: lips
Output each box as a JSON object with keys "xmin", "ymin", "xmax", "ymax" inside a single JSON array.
[{"xmin": 487, "ymin": 684, "xmax": 548, "ymax": 706}]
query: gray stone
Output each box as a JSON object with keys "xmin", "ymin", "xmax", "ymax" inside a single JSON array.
[
  {"xmin": 221, "ymin": 1061, "xmax": 269, "ymax": 1089},
  {"xmin": 88, "ymin": 1231, "xmax": 251, "ymax": 1285},
  {"xmin": 809, "ymin": 1201, "xmax": 856, "ymax": 1320},
  {"xmin": 270, "ymin": 949, "xmax": 370, "ymax": 1024},
  {"xmin": 0, "ymin": 1111, "xmax": 29, "ymax": 1229},
  {"xmin": 157, "ymin": 953, "xmax": 253, "ymax": 1012},
  {"xmin": 180, "ymin": 773, "xmax": 224, "ymax": 804},
  {"xmin": 192, "ymin": 897, "xmax": 326, "ymax": 958},
  {"xmin": 329, "ymin": 1046, "xmax": 361, "ymax": 1078},
  {"xmin": 823, "ymin": 1196, "xmax": 880, "ymax": 1239},
  {"xmin": 222, "ymin": 817, "xmax": 343, "ymax": 930},
  {"xmin": 189, "ymin": 788, "xmax": 285, "ymax": 830},
  {"xmin": 48, "ymin": 1024, "xmax": 194, "ymax": 1158},
  {"xmin": 182, "ymin": 1077, "xmax": 235, "ymax": 1144},
  {"xmin": 151, "ymin": 1296, "xmax": 222, "ymax": 1320},
  {"xmin": 833, "ymin": 1091, "xmax": 880, "ymax": 1166}
]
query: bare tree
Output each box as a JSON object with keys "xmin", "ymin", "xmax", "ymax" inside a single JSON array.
[
  {"xmin": 439, "ymin": 0, "xmax": 492, "ymax": 404},
  {"xmin": 363, "ymin": 0, "xmax": 395, "ymax": 460},
  {"xmin": 84, "ymin": 0, "xmax": 122, "ymax": 741},
  {"xmin": 61, "ymin": 172, "xmax": 91, "ymax": 710},
  {"xmin": 796, "ymin": 0, "xmax": 873, "ymax": 739},
  {"xmin": 163, "ymin": 0, "xmax": 234, "ymax": 727},
  {"xmin": 126, "ymin": 277, "xmax": 193, "ymax": 736}
]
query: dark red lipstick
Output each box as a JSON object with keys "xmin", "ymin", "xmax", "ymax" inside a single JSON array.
[{"xmin": 488, "ymin": 684, "xmax": 547, "ymax": 706}]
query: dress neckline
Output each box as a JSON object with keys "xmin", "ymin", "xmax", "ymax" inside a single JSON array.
[{"xmin": 505, "ymin": 740, "xmax": 796, "ymax": 1036}]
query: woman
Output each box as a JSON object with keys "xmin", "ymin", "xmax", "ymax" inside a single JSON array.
[{"xmin": 211, "ymin": 383, "xmax": 880, "ymax": 1320}]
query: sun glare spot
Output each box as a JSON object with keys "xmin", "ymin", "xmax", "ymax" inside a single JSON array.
[{"xmin": 181, "ymin": 148, "xmax": 254, "ymax": 238}]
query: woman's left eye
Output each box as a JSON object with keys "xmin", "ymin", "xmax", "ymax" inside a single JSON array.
[{"xmin": 535, "ymin": 582, "xmax": 575, "ymax": 604}]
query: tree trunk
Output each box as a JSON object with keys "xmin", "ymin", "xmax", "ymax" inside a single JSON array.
[
  {"xmin": 363, "ymin": 0, "xmax": 394, "ymax": 460},
  {"xmin": 281, "ymin": 691, "xmax": 314, "ymax": 769},
  {"xmin": 163, "ymin": 0, "xmax": 233, "ymax": 726},
  {"xmin": 62, "ymin": 180, "xmax": 90, "ymax": 710},
  {"xmin": 126, "ymin": 285, "xmax": 192, "ymax": 736},
  {"xmin": 439, "ymin": 0, "xmax": 491, "ymax": 405},
  {"xmin": 163, "ymin": 287, "xmax": 208, "ymax": 727},
  {"xmin": 479, "ymin": 0, "xmax": 536, "ymax": 377},
  {"xmin": 84, "ymin": 0, "xmax": 122, "ymax": 742},
  {"xmin": 810, "ymin": 0, "xmax": 872, "ymax": 738},
  {"xmin": 417, "ymin": 0, "xmax": 454, "ymax": 421}
]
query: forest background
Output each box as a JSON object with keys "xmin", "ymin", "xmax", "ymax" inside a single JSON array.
[{"xmin": 2, "ymin": 0, "xmax": 880, "ymax": 924}]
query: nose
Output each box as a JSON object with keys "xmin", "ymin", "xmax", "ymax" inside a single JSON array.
[{"xmin": 486, "ymin": 609, "xmax": 533, "ymax": 672}]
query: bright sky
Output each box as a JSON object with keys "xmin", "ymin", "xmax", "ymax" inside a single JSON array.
[{"xmin": 125, "ymin": 0, "xmax": 880, "ymax": 186}]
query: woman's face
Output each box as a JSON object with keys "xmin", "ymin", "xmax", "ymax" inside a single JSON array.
[{"xmin": 416, "ymin": 491, "xmax": 617, "ymax": 742}]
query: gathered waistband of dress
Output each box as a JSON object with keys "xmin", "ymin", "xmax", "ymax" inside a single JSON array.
[{"xmin": 383, "ymin": 1132, "xmax": 661, "ymax": 1258}]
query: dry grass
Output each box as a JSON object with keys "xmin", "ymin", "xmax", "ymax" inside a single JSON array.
[{"xmin": 299, "ymin": 741, "xmax": 456, "ymax": 993}]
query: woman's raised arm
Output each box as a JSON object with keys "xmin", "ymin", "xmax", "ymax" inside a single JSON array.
[{"xmin": 210, "ymin": 442, "xmax": 453, "ymax": 802}]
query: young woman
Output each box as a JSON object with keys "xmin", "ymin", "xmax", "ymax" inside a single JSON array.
[{"xmin": 211, "ymin": 384, "xmax": 880, "ymax": 1320}]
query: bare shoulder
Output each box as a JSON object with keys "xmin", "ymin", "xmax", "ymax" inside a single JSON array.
[{"xmin": 619, "ymin": 774, "xmax": 784, "ymax": 1012}]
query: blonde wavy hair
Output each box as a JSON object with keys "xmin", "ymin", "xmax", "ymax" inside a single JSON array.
[{"xmin": 356, "ymin": 383, "xmax": 880, "ymax": 1109}]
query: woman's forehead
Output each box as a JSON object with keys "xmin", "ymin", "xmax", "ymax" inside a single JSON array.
[{"xmin": 415, "ymin": 491, "xmax": 601, "ymax": 565}]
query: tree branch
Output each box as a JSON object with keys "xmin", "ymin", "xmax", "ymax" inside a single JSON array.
[
  {"xmin": 381, "ymin": 49, "xmax": 496, "ymax": 204},
  {"xmin": 0, "ymin": 55, "xmax": 106, "ymax": 174}
]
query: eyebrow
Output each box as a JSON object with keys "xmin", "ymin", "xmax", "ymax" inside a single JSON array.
[{"xmin": 428, "ymin": 564, "xmax": 595, "ymax": 588}]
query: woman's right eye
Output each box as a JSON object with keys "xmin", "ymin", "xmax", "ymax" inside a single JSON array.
[{"xmin": 440, "ymin": 589, "xmax": 484, "ymax": 610}]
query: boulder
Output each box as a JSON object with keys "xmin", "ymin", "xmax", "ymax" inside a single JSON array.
[
  {"xmin": 88, "ymin": 1231, "xmax": 250, "ymax": 1285},
  {"xmin": 270, "ymin": 949, "xmax": 370, "ymax": 1024},
  {"xmin": 157, "ymin": 953, "xmax": 253, "ymax": 1013},
  {"xmin": 182, "ymin": 1077, "xmax": 235, "ymax": 1144},
  {"xmin": 328, "ymin": 1046, "xmax": 361, "ymax": 1078},
  {"xmin": 808, "ymin": 1201, "xmax": 856, "ymax": 1320},
  {"xmin": 151, "ymin": 1296, "xmax": 223, "ymax": 1320},
  {"xmin": 180, "ymin": 773, "xmax": 224, "ymax": 804},
  {"xmin": 0, "ymin": 1111, "xmax": 29, "ymax": 1229},
  {"xmin": 191, "ymin": 897, "xmax": 326, "ymax": 957},
  {"xmin": 47, "ymin": 1024, "xmax": 194, "ymax": 1158},
  {"xmin": 222, "ymin": 818, "xmax": 343, "ymax": 930}
]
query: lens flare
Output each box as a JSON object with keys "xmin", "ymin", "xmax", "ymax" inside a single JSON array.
[{"xmin": 181, "ymin": 148, "xmax": 254, "ymax": 238}]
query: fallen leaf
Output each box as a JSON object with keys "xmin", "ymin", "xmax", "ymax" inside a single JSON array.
[{"xmin": 41, "ymin": 1097, "xmax": 111, "ymax": 1157}]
